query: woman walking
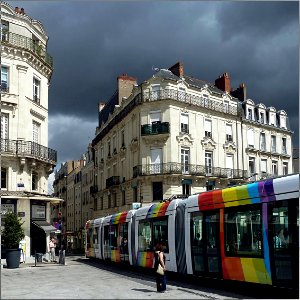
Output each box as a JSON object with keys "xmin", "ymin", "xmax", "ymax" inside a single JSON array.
[{"xmin": 154, "ymin": 242, "xmax": 167, "ymax": 293}]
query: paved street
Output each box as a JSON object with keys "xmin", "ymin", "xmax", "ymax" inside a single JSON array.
[{"xmin": 1, "ymin": 256, "xmax": 246, "ymax": 299}]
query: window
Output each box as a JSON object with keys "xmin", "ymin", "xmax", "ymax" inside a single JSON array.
[
  {"xmin": 122, "ymin": 190, "xmax": 126, "ymax": 206},
  {"xmin": 121, "ymin": 130, "xmax": 125, "ymax": 148},
  {"xmin": 1, "ymin": 66, "xmax": 8, "ymax": 92},
  {"xmin": 261, "ymin": 159, "xmax": 267, "ymax": 174},
  {"xmin": 138, "ymin": 218, "xmax": 168, "ymax": 253},
  {"xmin": 108, "ymin": 194, "xmax": 111, "ymax": 208},
  {"xmin": 259, "ymin": 111, "xmax": 265, "ymax": 124},
  {"xmin": 249, "ymin": 158, "xmax": 255, "ymax": 175},
  {"xmin": 205, "ymin": 152, "xmax": 213, "ymax": 175},
  {"xmin": 181, "ymin": 148, "xmax": 190, "ymax": 173},
  {"xmin": 259, "ymin": 133, "xmax": 266, "ymax": 151},
  {"xmin": 282, "ymin": 138, "xmax": 287, "ymax": 154},
  {"xmin": 32, "ymin": 171, "xmax": 38, "ymax": 191},
  {"xmin": 180, "ymin": 113, "xmax": 189, "ymax": 133},
  {"xmin": 223, "ymin": 101, "xmax": 229, "ymax": 113},
  {"xmin": 103, "ymin": 224, "xmax": 118, "ymax": 259},
  {"xmin": 151, "ymin": 148, "xmax": 162, "ymax": 173},
  {"xmin": 152, "ymin": 84, "xmax": 160, "ymax": 100},
  {"xmin": 225, "ymin": 205, "xmax": 262, "ymax": 256},
  {"xmin": 33, "ymin": 77, "xmax": 40, "ymax": 103},
  {"xmin": 100, "ymin": 196, "xmax": 103, "ymax": 210},
  {"xmin": 108, "ymin": 141, "xmax": 111, "ymax": 157},
  {"xmin": 272, "ymin": 161, "xmax": 278, "ymax": 176},
  {"xmin": 271, "ymin": 135, "xmax": 276, "ymax": 153},
  {"xmin": 133, "ymin": 187, "xmax": 138, "ymax": 203},
  {"xmin": 269, "ymin": 112, "xmax": 276, "ymax": 126},
  {"xmin": 1, "ymin": 113, "xmax": 9, "ymax": 151},
  {"xmin": 247, "ymin": 128, "xmax": 254, "ymax": 148},
  {"xmin": 112, "ymin": 193, "xmax": 117, "ymax": 207},
  {"xmin": 282, "ymin": 162, "xmax": 288, "ymax": 175},
  {"xmin": 226, "ymin": 124, "xmax": 233, "ymax": 142},
  {"xmin": 280, "ymin": 115, "xmax": 286, "ymax": 129},
  {"xmin": 1, "ymin": 167, "xmax": 7, "ymax": 189},
  {"xmin": 204, "ymin": 119, "xmax": 212, "ymax": 138},
  {"xmin": 182, "ymin": 183, "xmax": 190, "ymax": 196},
  {"xmin": 247, "ymin": 108, "xmax": 253, "ymax": 120},
  {"xmin": 152, "ymin": 182, "xmax": 163, "ymax": 201},
  {"xmin": 93, "ymin": 198, "xmax": 98, "ymax": 211},
  {"xmin": 1, "ymin": 21, "xmax": 8, "ymax": 41},
  {"xmin": 226, "ymin": 155, "xmax": 233, "ymax": 178}
]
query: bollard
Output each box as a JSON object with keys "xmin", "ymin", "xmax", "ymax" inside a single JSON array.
[{"xmin": 59, "ymin": 249, "xmax": 66, "ymax": 265}]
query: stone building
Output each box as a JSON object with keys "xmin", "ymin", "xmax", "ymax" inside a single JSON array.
[
  {"xmin": 1, "ymin": 2, "xmax": 60, "ymax": 260},
  {"xmin": 90, "ymin": 62, "xmax": 293, "ymax": 218}
]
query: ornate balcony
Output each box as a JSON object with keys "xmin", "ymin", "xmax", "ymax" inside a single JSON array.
[
  {"xmin": 133, "ymin": 163, "xmax": 247, "ymax": 179},
  {"xmin": 2, "ymin": 31, "xmax": 53, "ymax": 68},
  {"xmin": 141, "ymin": 122, "xmax": 170, "ymax": 135},
  {"xmin": 106, "ymin": 176, "xmax": 120, "ymax": 188},
  {"xmin": 1, "ymin": 138, "xmax": 57, "ymax": 163}
]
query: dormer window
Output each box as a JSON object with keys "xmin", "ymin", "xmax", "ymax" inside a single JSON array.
[
  {"xmin": 259, "ymin": 112, "xmax": 265, "ymax": 124},
  {"xmin": 152, "ymin": 84, "xmax": 160, "ymax": 100},
  {"xmin": 268, "ymin": 109, "xmax": 277, "ymax": 126},
  {"xmin": 247, "ymin": 107, "xmax": 253, "ymax": 120},
  {"xmin": 278, "ymin": 111, "xmax": 287, "ymax": 129}
]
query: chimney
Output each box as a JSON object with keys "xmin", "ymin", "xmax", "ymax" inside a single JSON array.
[
  {"xmin": 230, "ymin": 83, "xmax": 247, "ymax": 101},
  {"xmin": 20, "ymin": 8, "xmax": 25, "ymax": 14},
  {"xmin": 117, "ymin": 74, "xmax": 137, "ymax": 105},
  {"xmin": 98, "ymin": 102, "xmax": 106, "ymax": 112},
  {"xmin": 168, "ymin": 61, "xmax": 184, "ymax": 77},
  {"xmin": 215, "ymin": 72, "xmax": 230, "ymax": 93},
  {"xmin": 15, "ymin": 7, "xmax": 21, "ymax": 13}
]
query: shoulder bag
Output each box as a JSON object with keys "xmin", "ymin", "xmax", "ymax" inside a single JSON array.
[{"xmin": 156, "ymin": 264, "xmax": 164, "ymax": 275}]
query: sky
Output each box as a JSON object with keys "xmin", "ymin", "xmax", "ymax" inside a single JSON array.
[{"xmin": 7, "ymin": 1, "xmax": 299, "ymax": 191}]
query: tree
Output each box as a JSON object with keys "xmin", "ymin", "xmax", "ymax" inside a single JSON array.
[{"xmin": 2, "ymin": 211, "xmax": 25, "ymax": 249}]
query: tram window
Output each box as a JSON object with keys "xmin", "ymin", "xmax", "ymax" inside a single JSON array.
[
  {"xmin": 93, "ymin": 227, "xmax": 98, "ymax": 247},
  {"xmin": 191, "ymin": 212, "xmax": 203, "ymax": 247},
  {"xmin": 138, "ymin": 221, "xmax": 152, "ymax": 251},
  {"xmin": 225, "ymin": 205, "xmax": 262, "ymax": 257},
  {"xmin": 153, "ymin": 218, "xmax": 168, "ymax": 253},
  {"xmin": 87, "ymin": 228, "xmax": 92, "ymax": 248},
  {"xmin": 109, "ymin": 225, "xmax": 118, "ymax": 249}
]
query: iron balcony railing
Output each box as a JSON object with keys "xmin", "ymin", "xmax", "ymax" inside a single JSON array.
[
  {"xmin": 133, "ymin": 163, "xmax": 247, "ymax": 179},
  {"xmin": 1, "ymin": 138, "xmax": 57, "ymax": 163},
  {"xmin": 2, "ymin": 31, "xmax": 53, "ymax": 68},
  {"xmin": 106, "ymin": 176, "xmax": 120, "ymax": 188},
  {"xmin": 141, "ymin": 122, "xmax": 170, "ymax": 135},
  {"xmin": 138, "ymin": 89, "xmax": 238, "ymax": 115}
]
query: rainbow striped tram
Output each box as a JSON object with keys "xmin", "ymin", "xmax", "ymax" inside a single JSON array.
[{"xmin": 85, "ymin": 174, "xmax": 299, "ymax": 290}]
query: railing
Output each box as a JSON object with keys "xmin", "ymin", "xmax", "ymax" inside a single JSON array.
[
  {"xmin": 133, "ymin": 163, "xmax": 247, "ymax": 179},
  {"xmin": 1, "ymin": 138, "xmax": 57, "ymax": 163},
  {"xmin": 2, "ymin": 31, "xmax": 53, "ymax": 68},
  {"xmin": 106, "ymin": 176, "xmax": 120, "ymax": 188},
  {"xmin": 141, "ymin": 122, "xmax": 170, "ymax": 135},
  {"xmin": 1, "ymin": 84, "xmax": 9, "ymax": 93},
  {"xmin": 138, "ymin": 89, "xmax": 238, "ymax": 116}
]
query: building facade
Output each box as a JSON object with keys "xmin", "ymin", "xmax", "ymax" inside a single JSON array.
[
  {"xmin": 1, "ymin": 3, "xmax": 59, "ymax": 260},
  {"xmin": 91, "ymin": 62, "xmax": 293, "ymax": 218}
]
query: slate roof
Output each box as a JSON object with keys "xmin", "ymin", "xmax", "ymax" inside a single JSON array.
[{"xmin": 293, "ymin": 148, "xmax": 299, "ymax": 159}]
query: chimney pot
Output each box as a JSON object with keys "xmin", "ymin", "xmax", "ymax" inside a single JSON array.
[
  {"xmin": 15, "ymin": 7, "xmax": 21, "ymax": 13},
  {"xmin": 20, "ymin": 8, "xmax": 25, "ymax": 14}
]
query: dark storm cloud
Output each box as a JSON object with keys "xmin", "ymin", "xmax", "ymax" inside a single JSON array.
[{"xmin": 8, "ymin": 1, "xmax": 299, "ymax": 165}]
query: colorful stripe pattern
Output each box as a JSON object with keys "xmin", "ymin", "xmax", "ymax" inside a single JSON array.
[
  {"xmin": 212, "ymin": 179, "xmax": 276, "ymax": 285},
  {"xmin": 110, "ymin": 211, "xmax": 128, "ymax": 224},
  {"xmin": 197, "ymin": 179, "xmax": 276, "ymax": 210},
  {"xmin": 111, "ymin": 249, "xmax": 121, "ymax": 263},
  {"xmin": 137, "ymin": 251, "xmax": 154, "ymax": 268},
  {"xmin": 146, "ymin": 201, "xmax": 171, "ymax": 219}
]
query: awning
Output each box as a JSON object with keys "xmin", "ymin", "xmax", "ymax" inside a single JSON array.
[{"xmin": 32, "ymin": 221, "xmax": 57, "ymax": 233}]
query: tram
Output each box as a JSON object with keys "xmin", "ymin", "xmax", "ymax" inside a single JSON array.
[{"xmin": 85, "ymin": 174, "xmax": 299, "ymax": 289}]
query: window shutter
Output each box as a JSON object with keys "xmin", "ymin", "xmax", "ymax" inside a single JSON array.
[
  {"xmin": 204, "ymin": 119, "xmax": 212, "ymax": 132},
  {"xmin": 247, "ymin": 128, "xmax": 254, "ymax": 146}
]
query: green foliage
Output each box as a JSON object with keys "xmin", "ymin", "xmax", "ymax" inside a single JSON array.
[{"xmin": 2, "ymin": 211, "xmax": 25, "ymax": 249}]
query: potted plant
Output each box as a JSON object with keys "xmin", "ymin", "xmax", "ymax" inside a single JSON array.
[{"xmin": 2, "ymin": 211, "xmax": 25, "ymax": 269}]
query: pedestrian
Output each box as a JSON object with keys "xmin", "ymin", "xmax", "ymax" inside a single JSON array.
[
  {"xmin": 49, "ymin": 237, "xmax": 57, "ymax": 262},
  {"xmin": 154, "ymin": 242, "xmax": 167, "ymax": 293}
]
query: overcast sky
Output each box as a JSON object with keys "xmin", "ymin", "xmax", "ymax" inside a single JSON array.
[{"xmin": 9, "ymin": 1, "xmax": 299, "ymax": 184}]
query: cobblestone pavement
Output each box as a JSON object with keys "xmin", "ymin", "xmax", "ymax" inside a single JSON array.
[{"xmin": 1, "ymin": 256, "xmax": 247, "ymax": 299}]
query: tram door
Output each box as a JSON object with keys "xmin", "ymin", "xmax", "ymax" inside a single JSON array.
[
  {"xmin": 269, "ymin": 199, "xmax": 299, "ymax": 288},
  {"xmin": 119, "ymin": 223, "xmax": 129, "ymax": 263},
  {"xmin": 191, "ymin": 210, "xmax": 220, "ymax": 278}
]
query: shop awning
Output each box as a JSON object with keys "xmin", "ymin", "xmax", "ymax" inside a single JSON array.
[{"xmin": 32, "ymin": 221, "xmax": 57, "ymax": 232}]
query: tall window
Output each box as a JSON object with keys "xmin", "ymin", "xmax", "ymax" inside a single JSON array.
[
  {"xmin": 122, "ymin": 190, "xmax": 126, "ymax": 206},
  {"xmin": 181, "ymin": 148, "xmax": 190, "ymax": 174},
  {"xmin": 223, "ymin": 101, "xmax": 229, "ymax": 113},
  {"xmin": 1, "ymin": 66, "xmax": 8, "ymax": 92},
  {"xmin": 33, "ymin": 77, "xmax": 40, "ymax": 103},
  {"xmin": 259, "ymin": 111, "xmax": 265, "ymax": 124},
  {"xmin": 32, "ymin": 171, "xmax": 38, "ymax": 191},
  {"xmin": 282, "ymin": 162, "xmax": 288, "ymax": 175},
  {"xmin": 121, "ymin": 130, "xmax": 125, "ymax": 147},
  {"xmin": 271, "ymin": 135, "xmax": 276, "ymax": 153},
  {"xmin": 247, "ymin": 128, "xmax": 254, "ymax": 148},
  {"xmin": 108, "ymin": 141, "xmax": 111, "ymax": 157},
  {"xmin": 180, "ymin": 113, "xmax": 189, "ymax": 134},
  {"xmin": 261, "ymin": 159, "xmax": 267, "ymax": 174},
  {"xmin": 1, "ymin": 167, "xmax": 7, "ymax": 189},
  {"xmin": 151, "ymin": 148, "xmax": 162, "ymax": 173},
  {"xmin": 282, "ymin": 138, "xmax": 287, "ymax": 154},
  {"xmin": 226, "ymin": 124, "xmax": 233, "ymax": 142},
  {"xmin": 1, "ymin": 113, "xmax": 9, "ymax": 151},
  {"xmin": 247, "ymin": 108, "xmax": 253, "ymax": 120},
  {"xmin": 204, "ymin": 119, "xmax": 212, "ymax": 138},
  {"xmin": 280, "ymin": 115, "xmax": 286, "ymax": 129},
  {"xmin": 151, "ymin": 84, "xmax": 160, "ymax": 100},
  {"xmin": 32, "ymin": 121, "xmax": 40, "ymax": 144},
  {"xmin": 205, "ymin": 152, "xmax": 213, "ymax": 175},
  {"xmin": 272, "ymin": 161, "xmax": 278, "ymax": 176},
  {"xmin": 226, "ymin": 155, "xmax": 233, "ymax": 178},
  {"xmin": 152, "ymin": 182, "xmax": 163, "ymax": 201},
  {"xmin": 259, "ymin": 133, "xmax": 266, "ymax": 151},
  {"xmin": 269, "ymin": 112, "xmax": 276, "ymax": 126},
  {"xmin": 249, "ymin": 157, "xmax": 255, "ymax": 174}
]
